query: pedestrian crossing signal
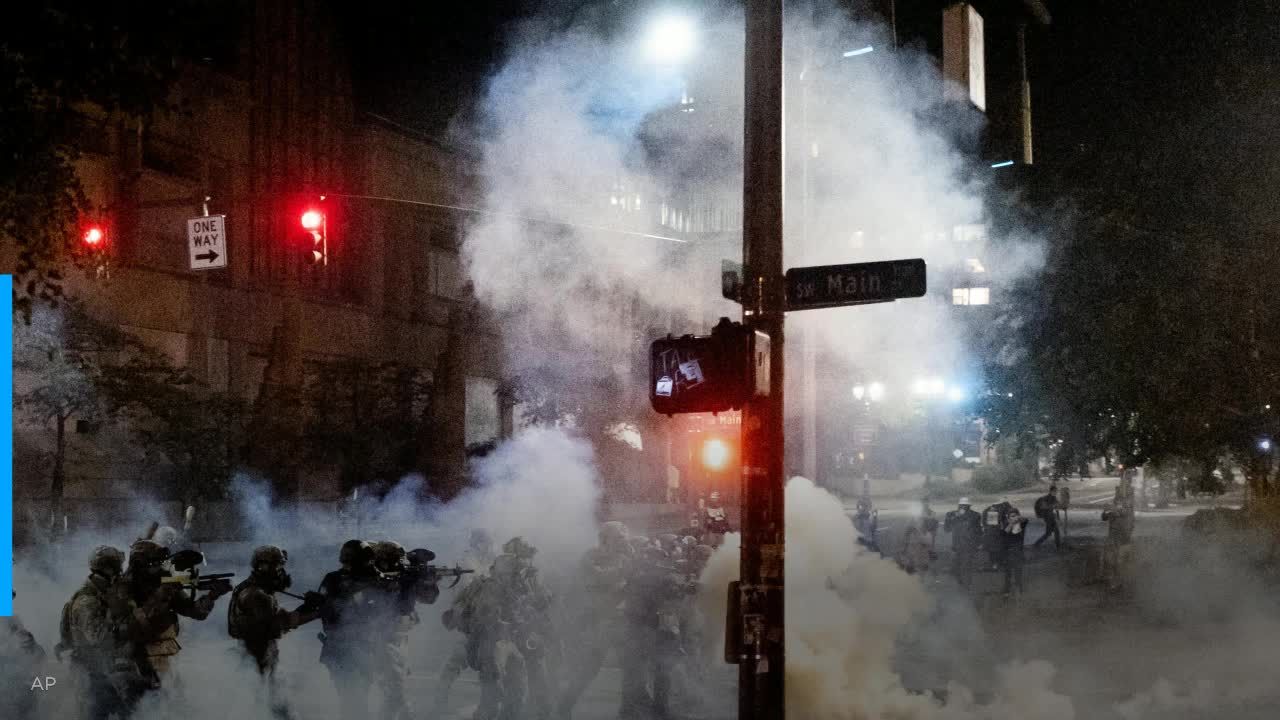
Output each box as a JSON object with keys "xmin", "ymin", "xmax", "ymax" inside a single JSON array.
[{"xmin": 650, "ymin": 318, "xmax": 769, "ymax": 415}]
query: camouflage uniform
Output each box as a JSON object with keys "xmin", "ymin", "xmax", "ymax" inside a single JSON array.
[
  {"xmin": 369, "ymin": 541, "xmax": 440, "ymax": 720},
  {"xmin": 436, "ymin": 530, "xmax": 495, "ymax": 713},
  {"xmin": 318, "ymin": 540, "xmax": 387, "ymax": 720},
  {"xmin": 619, "ymin": 545, "xmax": 687, "ymax": 720},
  {"xmin": 123, "ymin": 540, "xmax": 228, "ymax": 687},
  {"xmin": 59, "ymin": 546, "xmax": 139, "ymax": 720},
  {"xmin": 461, "ymin": 553, "xmax": 542, "ymax": 720},
  {"xmin": 227, "ymin": 544, "xmax": 320, "ymax": 719},
  {"xmin": 558, "ymin": 521, "xmax": 633, "ymax": 718}
]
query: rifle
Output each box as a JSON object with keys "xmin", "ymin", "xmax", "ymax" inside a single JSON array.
[
  {"xmin": 160, "ymin": 549, "xmax": 233, "ymax": 599},
  {"xmin": 404, "ymin": 548, "xmax": 475, "ymax": 588}
]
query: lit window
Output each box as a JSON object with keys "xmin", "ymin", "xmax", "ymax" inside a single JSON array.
[
  {"xmin": 965, "ymin": 258, "xmax": 985, "ymax": 273},
  {"xmin": 953, "ymin": 287, "xmax": 991, "ymax": 306}
]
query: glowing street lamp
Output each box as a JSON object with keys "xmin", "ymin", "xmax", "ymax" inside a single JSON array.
[{"xmin": 644, "ymin": 13, "xmax": 697, "ymax": 64}]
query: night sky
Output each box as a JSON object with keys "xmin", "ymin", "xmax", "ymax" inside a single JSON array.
[{"xmin": 336, "ymin": 0, "xmax": 1279, "ymax": 178}]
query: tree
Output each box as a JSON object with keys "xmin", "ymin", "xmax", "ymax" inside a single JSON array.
[
  {"xmin": 302, "ymin": 358, "xmax": 431, "ymax": 494},
  {"xmin": 1, "ymin": 2, "xmax": 226, "ymax": 317}
]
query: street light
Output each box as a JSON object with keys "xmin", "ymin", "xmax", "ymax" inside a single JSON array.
[
  {"xmin": 868, "ymin": 382, "xmax": 885, "ymax": 402},
  {"xmin": 643, "ymin": 13, "xmax": 697, "ymax": 65}
]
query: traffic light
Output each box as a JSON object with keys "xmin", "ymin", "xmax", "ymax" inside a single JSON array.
[
  {"xmin": 650, "ymin": 317, "xmax": 770, "ymax": 415},
  {"xmin": 82, "ymin": 225, "xmax": 105, "ymax": 247},
  {"xmin": 700, "ymin": 436, "xmax": 733, "ymax": 471},
  {"xmin": 299, "ymin": 206, "xmax": 327, "ymax": 265}
]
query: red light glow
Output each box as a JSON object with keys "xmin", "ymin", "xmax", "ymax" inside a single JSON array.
[
  {"xmin": 300, "ymin": 210, "xmax": 323, "ymax": 230},
  {"xmin": 83, "ymin": 227, "xmax": 104, "ymax": 245},
  {"xmin": 701, "ymin": 437, "xmax": 730, "ymax": 471}
]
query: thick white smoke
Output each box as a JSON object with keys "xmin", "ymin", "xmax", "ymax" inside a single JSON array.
[
  {"xmin": 702, "ymin": 477, "xmax": 1075, "ymax": 720},
  {"xmin": 460, "ymin": 1, "xmax": 1044, "ymax": 423}
]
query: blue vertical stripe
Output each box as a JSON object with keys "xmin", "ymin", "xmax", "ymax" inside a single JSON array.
[{"xmin": 0, "ymin": 275, "xmax": 11, "ymax": 616}]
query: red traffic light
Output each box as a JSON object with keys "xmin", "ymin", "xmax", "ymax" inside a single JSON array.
[
  {"xmin": 83, "ymin": 226, "xmax": 104, "ymax": 246},
  {"xmin": 701, "ymin": 437, "xmax": 732, "ymax": 471},
  {"xmin": 300, "ymin": 209, "xmax": 323, "ymax": 230}
]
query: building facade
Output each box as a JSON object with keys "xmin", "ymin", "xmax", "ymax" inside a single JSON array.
[{"xmin": 13, "ymin": 2, "xmax": 506, "ymax": 525}]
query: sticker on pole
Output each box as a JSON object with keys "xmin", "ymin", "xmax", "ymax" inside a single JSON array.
[{"xmin": 188, "ymin": 215, "xmax": 228, "ymax": 270}]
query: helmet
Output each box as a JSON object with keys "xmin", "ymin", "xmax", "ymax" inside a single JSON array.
[
  {"xmin": 709, "ymin": 491, "xmax": 721, "ymax": 502},
  {"xmin": 502, "ymin": 536, "xmax": 537, "ymax": 560},
  {"xmin": 340, "ymin": 539, "xmax": 374, "ymax": 568},
  {"xmin": 251, "ymin": 545, "xmax": 288, "ymax": 571},
  {"xmin": 373, "ymin": 541, "xmax": 407, "ymax": 572},
  {"xmin": 657, "ymin": 534, "xmax": 680, "ymax": 555},
  {"xmin": 599, "ymin": 521, "xmax": 629, "ymax": 549},
  {"xmin": 681, "ymin": 535, "xmax": 697, "ymax": 548},
  {"xmin": 958, "ymin": 497, "xmax": 971, "ymax": 507},
  {"xmin": 152, "ymin": 526, "xmax": 180, "ymax": 548},
  {"xmin": 129, "ymin": 539, "xmax": 169, "ymax": 567},
  {"xmin": 89, "ymin": 545, "xmax": 125, "ymax": 579},
  {"xmin": 687, "ymin": 544, "xmax": 714, "ymax": 573},
  {"xmin": 491, "ymin": 553, "xmax": 520, "ymax": 578},
  {"xmin": 469, "ymin": 529, "xmax": 493, "ymax": 553}
]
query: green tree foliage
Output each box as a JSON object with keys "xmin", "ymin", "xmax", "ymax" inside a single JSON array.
[
  {"xmin": 982, "ymin": 2, "xmax": 1280, "ymax": 490},
  {"xmin": 301, "ymin": 359, "xmax": 432, "ymax": 493},
  {"xmin": 1, "ymin": 2, "xmax": 223, "ymax": 317},
  {"xmin": 15, "ymin": 302, "xmax": 251, "ymax": 506}
]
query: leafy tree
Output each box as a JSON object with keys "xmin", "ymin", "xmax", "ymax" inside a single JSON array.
[
  {"xmin": 1, "ymin": 2, "xmax": 225, "ymax": 317},
  {"xmin": 302, "ymin": 359, "xmax": 432, "ymax": 494}
]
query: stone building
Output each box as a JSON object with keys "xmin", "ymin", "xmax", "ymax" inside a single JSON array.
[{"xmin": 12, "ymin": 2, "xmax": 506, "ymax": 525}]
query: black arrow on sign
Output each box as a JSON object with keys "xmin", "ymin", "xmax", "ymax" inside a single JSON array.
[{"xmin": 195, "ymin": 250, "xmax": 220, "ymax": 263}]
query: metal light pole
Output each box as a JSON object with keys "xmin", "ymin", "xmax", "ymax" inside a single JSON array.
[{"xmin": 739, "ymin": 0, "xmax": 786, "ymax": 718}]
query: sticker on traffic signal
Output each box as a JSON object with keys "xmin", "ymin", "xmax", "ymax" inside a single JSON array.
[{"xmin": 650, "ymin": 318, "xmax": 769, "ymax": 415}]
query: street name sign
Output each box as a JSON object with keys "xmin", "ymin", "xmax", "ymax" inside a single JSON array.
[
  {"xmin": 187, "ymin": 215, "xmax": 228, "ymax": 270},
  {"xmin": 785, "ymin": 258, "xmax": 926, "ymax": 311}
]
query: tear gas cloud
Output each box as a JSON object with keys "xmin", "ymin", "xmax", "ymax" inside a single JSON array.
[
  {"xmin": 7, "ymin": 426, "xmax": 604, "ymax": 719},
  {"xmin": 459, "ymin": 0, "xmax": 1043, "ymax": 410}
]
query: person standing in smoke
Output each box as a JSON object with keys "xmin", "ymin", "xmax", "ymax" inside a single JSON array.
[
  {"xmin": 369, "ymin": 540, "xmax": 442, "ymax": 720},
  {"xmin": 619, "ymin": 542, "xmax": 688, "ymax": 720},
  {"xmin": 671, "ymin": 544, "xmax": 715, "ymax": 715},
  {"xmin": 1033, "ymin": 485, "xmax": 1062, "ymax": 549},
  {"xmin": 3, "ymin": 590, "xmax": 45, "ymax": 719},
  {"xmin": 943, "ymin": 497, "xmax": 982, "ymax": 588},
  {"xmin": 436, "ymin": 529, "xmax": 496, "ymax": 713},
  {"xmin": 123, "ymin": 538, "xmax": 231, "ymax": 690},
  {"xmin": 1001, "ymin": 507, "xmax": 1030, "ymax": 598},
  {"xmin": 317, "ymin": 540, "xmax": 389, "ymax": 719},
  {"xmin": 460, "ymin": 552, "xmax": 545, "ymax": 720},
  {"xmin": 226, "ymin": 545, "xmax": 322, "ymax": 718},
  {"xmin": 558, "ymin": 521, "xmax": 634, "ymax": 718},
  {"xmin": 1101, "ymin": 486, "xmax": 1136, "ymax": 591},
  {"xmin": 982, "ymin": 498, "xmax": 1014, "ymax": 571},
  {"xmin": 57, "ymin": 545, "xmax": 140, "ymax": 720}
]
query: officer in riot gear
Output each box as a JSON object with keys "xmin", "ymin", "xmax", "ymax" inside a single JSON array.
[
  {"xmin": 59, "ymin": 545, "xmax": 140, "ymax": 720},
  {"xmin": 944, "ymin": 498, "xmax": 982, "ymax": 587},
  {"xmin": 558, "ymin": 521, "xmax": 633, "ymax": 717},
  {"xmin": 371, "ymin": 540, "xmax": 442, "ymax": 720},
  {"xmin": 227, "ymin": 545, "xmax": 320, "ymax": 719},
  {"xmin": 317, "ymin": 540, "xmax": 387, "ymax": 720},
  {"xmin": 124, "ymin": 538, "xmax": 231, "ymax": 689},
  {"xmin": 619, "ymin": 544, "xmax": 688, "ymax": 720},
  {"xmin": 228, "ymin": 546, "xmax": 321, "ymax": 674},
  {"xmin": 436, "ymin": 529, "xmax": 497, "ymax": 713}
]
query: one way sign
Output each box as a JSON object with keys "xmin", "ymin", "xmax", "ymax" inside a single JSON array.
[{"xmin": 187, "ymin": 215, "xmax": 228, "ymax": 270}]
